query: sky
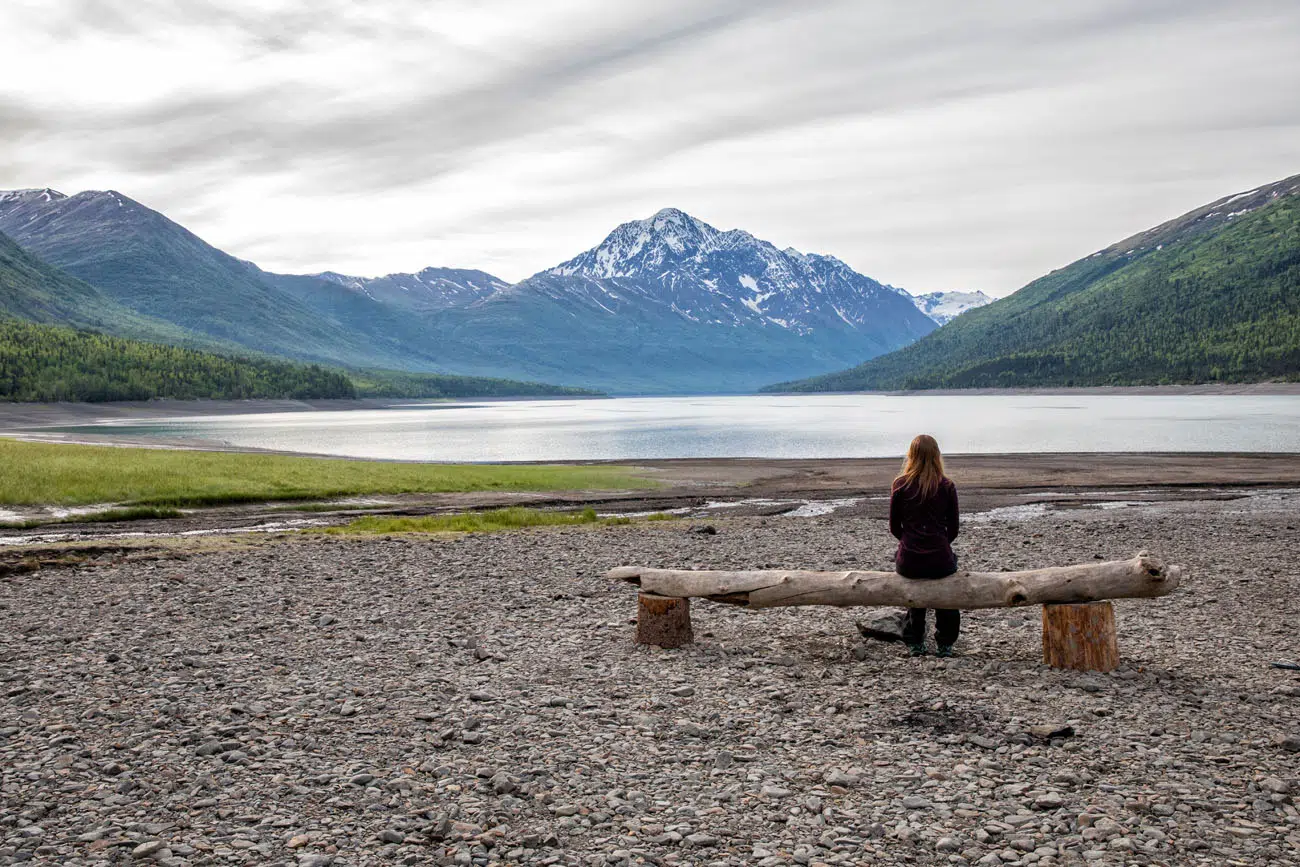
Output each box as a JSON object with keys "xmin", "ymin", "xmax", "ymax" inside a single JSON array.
[{"xmin": 2, "ymin": 1, "xmax": 1298, "ymax": 296}]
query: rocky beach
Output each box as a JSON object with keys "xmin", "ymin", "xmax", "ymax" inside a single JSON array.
[{"xmin": 2, "ymin": 484, "xmax": 1299, "ymax": 866}]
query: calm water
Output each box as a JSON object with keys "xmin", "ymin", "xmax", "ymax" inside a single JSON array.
[{"xmin": 45, "ymin": 394, "xmax": 1300, "ymax": 462}]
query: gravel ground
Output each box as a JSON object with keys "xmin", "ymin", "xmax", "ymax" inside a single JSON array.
[{"xmin": 2, "ymin": 493, "xmax": 1298, "ymax": 866}]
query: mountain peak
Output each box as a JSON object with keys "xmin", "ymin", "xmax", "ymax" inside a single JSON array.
[
  {"xmin": 644, "ymin": 206, "xmax": 711, "ymax": 236},
  {"xmin": 648, "ymin": 206, "xmax": 695, "ymax": 222},
  {"xmin": 544, "ymin": 208, "xmax": 724, "ymax": 279}
]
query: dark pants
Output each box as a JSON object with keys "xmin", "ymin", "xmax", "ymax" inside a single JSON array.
[
  {"xmin": 903, "ymin": 607, "xmax": 960, "ymax": 646},
  {"xmin": 898, "ymin": 554, "xmax": 960, "ymax": 646}
]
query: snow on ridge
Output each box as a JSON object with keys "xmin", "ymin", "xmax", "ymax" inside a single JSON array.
[
  {"xmin": 911, "ymin": 290, "xmax": 993, "ymax": 324},
  {"xmin": 0, "ymin": 187, "xmax": 68, "ymax": 204},
  {"xmin": 1220, "ymin": 189, "xmax": 1259, "ymax": 207}
]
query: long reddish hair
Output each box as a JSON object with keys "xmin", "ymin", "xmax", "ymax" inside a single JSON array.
[{"xmin": 894, "ymin": 434, "xmax": 945, "ymax": 498}]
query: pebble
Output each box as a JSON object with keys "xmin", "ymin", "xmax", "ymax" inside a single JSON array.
[{"xmin": 131, "ymin": 841, "xmax": 166, "ymax": 859}]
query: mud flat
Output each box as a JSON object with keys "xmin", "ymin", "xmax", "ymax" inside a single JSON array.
[{"xmin": 2, "ymin": 487, "xmax": 1299, "ymax": 866}]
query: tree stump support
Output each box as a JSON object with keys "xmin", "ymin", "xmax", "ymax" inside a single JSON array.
[
  {"xmin": 1041, "ymin": 601, "xmax": 1119, "ymax": 672},
  {"xmin": 636, "ymin": 593, "xmax": 694, "ymax": 648}
]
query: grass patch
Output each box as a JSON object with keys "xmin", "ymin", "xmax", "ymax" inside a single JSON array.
[
  {"xmin": 0, "ymin": 439, "xmax": 650, "ymax": 507},
  {"xmin": 76, "ymin": 506, "xmax": 183, "ymax": 523},
  {"xmin": 646, "ymin": 512, "xmax": 679, "ymax": 521},
  {"xmin": 324, "ymin": 506, "xmax": 632, "ymax": 535},
  {"xmin": 0, "ymin": 505, "xmax": 183, "ymax": 530}
]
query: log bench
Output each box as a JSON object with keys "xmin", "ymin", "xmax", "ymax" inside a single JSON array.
[{"xmin": 607, "ymin": 553, "xmax": 1182, "ymax": 672}]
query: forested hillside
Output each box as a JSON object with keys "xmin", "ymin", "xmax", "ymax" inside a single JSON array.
[
  {"xmin": 0, "ymin": 322, "xmax": 355, "ymax": 402},
  {"xmin": 769, "ymin": 174, "xmax": 1300, "ymax": 391},
  {"xmin": 350, "ymin": 369, "xmax": 599, "ymax": 399},
  {"xmin": 0, "ymin": 322, "xmax": 602, "ymax": 403}
]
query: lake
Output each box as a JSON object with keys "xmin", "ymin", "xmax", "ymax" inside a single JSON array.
[{"xmin": 40, "ymin": 393, "xmax": 1300, "ymax": 462}]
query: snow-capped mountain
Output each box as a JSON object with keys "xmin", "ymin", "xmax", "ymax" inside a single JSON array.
[
  {"xmin": 911, "ymin": 290, "xmax": 993, "ymax": 325},
  {"xmin": 405, "ymin": 208, "xmax": 939, "ymax": 392},
  {"xmin": 529, "ymin": 207, "xmax": 934, "ymax": 338},
  {"xmin": 314, "ymin": 267, "xmax": 508, "ymax": 314}
]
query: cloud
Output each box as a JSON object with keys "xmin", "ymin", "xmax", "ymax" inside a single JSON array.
[{"xmin": 1, "ymin": 0, "xmax": 1297, "ymax": 294}]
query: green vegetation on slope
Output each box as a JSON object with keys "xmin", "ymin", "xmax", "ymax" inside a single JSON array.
[
  {"xmin": 0, "ymin": 321, "xmax": 357, "ymax": 402},
  {"xmin": 0, "ymin": 228, "xmax": 143, "ymax": 329},
  {"xmin": 769, "ymin": 176, "xmax": 1300, "ymax": 391},
  {"xmin": 323, "ymin": 506, "xmax": 630, "ymax": 535},
  {"xmin": 0, "ymin": 228, "xmax": 239, "ymax": 350},
  {"xmin": 0, "ymin": 439, "xmax": 649, "ymax": 506}
]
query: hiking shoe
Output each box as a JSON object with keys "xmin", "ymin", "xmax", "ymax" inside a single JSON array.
[
  {"xmin": 907, "ymin": 643, "xmax": 927, "ymax": 657},
  {"xmin": 935, "ymin": 644, "xmax": 956, "ymax": 658}
]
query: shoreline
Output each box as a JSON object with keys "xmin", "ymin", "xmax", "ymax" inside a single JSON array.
[
  {"xmin": 771, "ymin": 382, "xmax": 1300, "ymax": 397},
  {"xmin": 2, "ymin": 452, "xmax": 1299, "ymax": 547}
]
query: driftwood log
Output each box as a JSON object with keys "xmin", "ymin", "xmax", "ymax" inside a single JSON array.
[
  {"xmin": 609, "ymin": 553, "xmax": 1179, "ymax": 609},
  {"xmin": 611, "ymin": 553, "xmax": 1181, "ymax": 670}
]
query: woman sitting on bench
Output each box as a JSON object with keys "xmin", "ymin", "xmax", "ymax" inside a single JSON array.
[{"xmin": 890, "ymin": 434, "xmax": 961, "ymax": 657}]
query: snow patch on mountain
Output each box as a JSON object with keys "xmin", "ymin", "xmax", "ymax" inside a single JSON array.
[
  {"xmin": 910, "ymin": 290, "xmax": 993, "ymax": 324},
  {"xmin": 0, "ymin": 188, "xmax": 67, "ymax": 205}
]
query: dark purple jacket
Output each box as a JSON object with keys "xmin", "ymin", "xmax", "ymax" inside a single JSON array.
[{"xmin": 889, "ymin": 477, "xmax": 959, "ymax": 578}]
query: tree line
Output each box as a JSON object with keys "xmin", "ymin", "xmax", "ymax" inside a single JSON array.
[
  {"xmin": 0, "ymin": 321, "xmax": 356, "ymax": 402},
  {"xmin": 0, "ymin": 321, "xmax": 602, "ymax": 403}
]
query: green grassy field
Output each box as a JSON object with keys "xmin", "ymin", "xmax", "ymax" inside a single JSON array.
[{"xmin": 0, "ymin": 439, "xmax": 649, "ymax": 506}]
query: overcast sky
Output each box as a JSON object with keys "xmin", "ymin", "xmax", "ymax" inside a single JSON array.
[{"xmin": 3, "ymin": 1, "xmax": 1298, "ymax": 295}]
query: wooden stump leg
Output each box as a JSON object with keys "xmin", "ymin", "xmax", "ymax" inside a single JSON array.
[
  {"xmin": 636, "ymin": 593, "xmax": 693, "ymax": 648},
  {"xmin": 1042, "ymin": 602, "xmax": 1119, "ymax": 672}
]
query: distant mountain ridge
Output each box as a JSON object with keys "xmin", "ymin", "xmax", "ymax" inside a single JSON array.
[
  {"xmin": 0, "ymin": 192, "xmax": 944, "ymax": 392},
  {"xmin": 769, "ymin": 173, "xmax": 1300, "ymax": 391},
  {"xmin": 314, "ymin": 267, "xmax": 507, "ymax": 314}
]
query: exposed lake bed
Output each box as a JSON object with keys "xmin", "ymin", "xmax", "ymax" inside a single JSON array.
[{"xmin": 3, "ymin": 476, "xmax": 1298, "ymax": 865}]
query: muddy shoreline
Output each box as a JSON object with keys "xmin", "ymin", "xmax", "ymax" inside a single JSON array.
[{"xmin": 2, "ymin": 453, "xmax": 1299, "ymax": 550}]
